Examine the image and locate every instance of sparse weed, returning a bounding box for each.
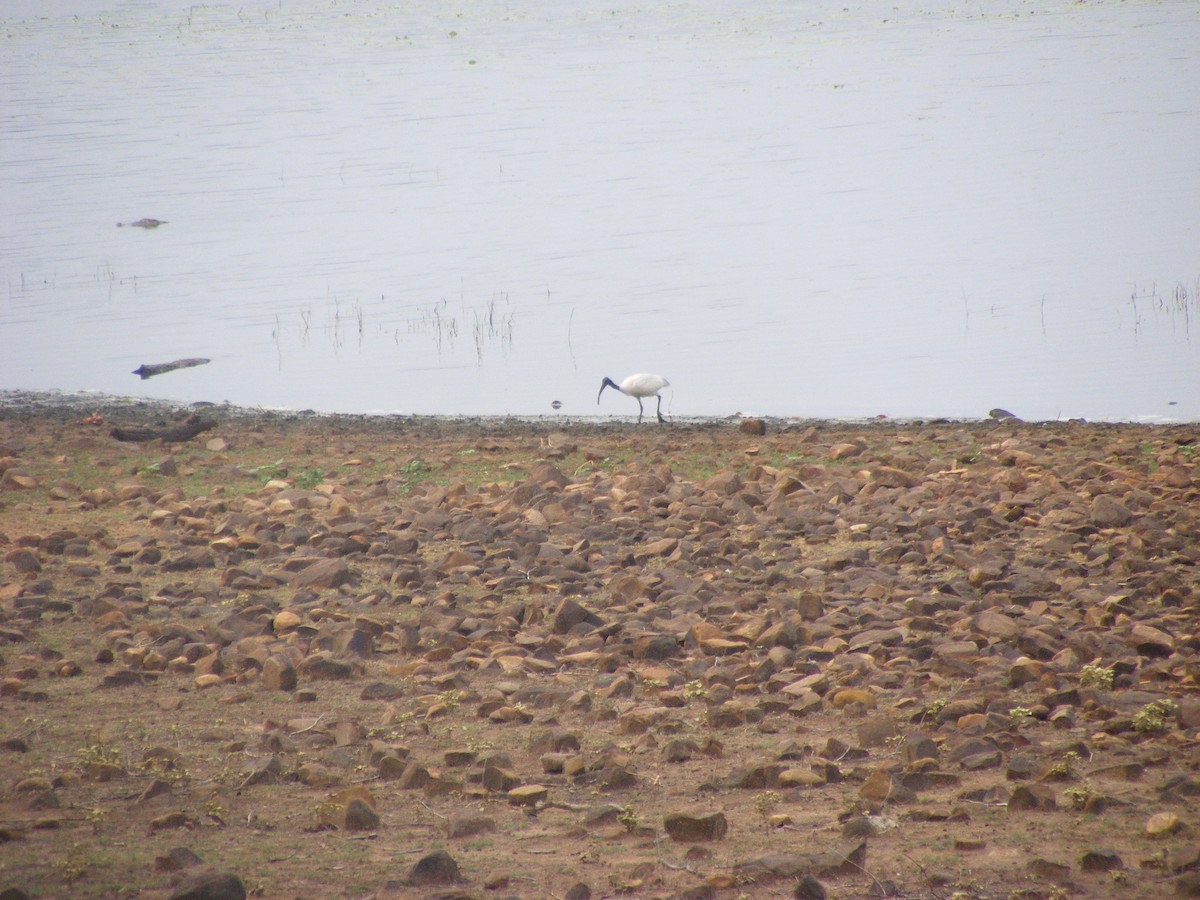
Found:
[923,697,948,720]
[1079,664,1115,690]
[84,806,107,834]
[1064,784,1097,810]
[1133,699,1177,734]
[140,754,189,784]
[292,468,325,489]
[204,798,228,820]
[76,743,121,767]
[752,791,782,818]
[54,848,91,883]
[1046,750,1080,779]
[682,680,709,701]
[1009,706,1036,726]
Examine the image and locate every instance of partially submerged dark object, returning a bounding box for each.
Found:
[110,414,215,443]
[133,358,210,380]
[117,218,167,228]
[989,407,1024,423]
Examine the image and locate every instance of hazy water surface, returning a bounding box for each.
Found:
[2,0,1198,420]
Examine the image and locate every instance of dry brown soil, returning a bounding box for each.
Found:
[0,396,1198,899]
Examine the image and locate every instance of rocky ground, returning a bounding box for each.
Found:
[0,394,1198,899]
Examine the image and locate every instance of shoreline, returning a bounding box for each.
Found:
[2,388,1194,431]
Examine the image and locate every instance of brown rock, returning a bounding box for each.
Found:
[831,688,875,710]
[291,558,353,590]
[1027,858,1071,880]
[871,465,917,488]
[1091,494,1133,527]
[446,814,496,838]
[1080,849,1122,872]
[154,847,206,872]
[1146,813,1184,838]
[1129,623,1175,656]
[856,718,898,748]
[1008,784,1057,812]
[397,760,431,789]
[342,799,380,832]
[663,811,728,842]
[261,655,297,691]
[150,812,195,832]
[297,653,356,680]
[829,442,865,460]
[508,784,548,806]
[779,768,825,787]
[297,764,344,788]
[552,598,603,634]
[408,850,461,885]
[136,779,173,805]
[167,870,246,900]
[4,549,41,574]
[858,770,892,803]
[734,840,866,881]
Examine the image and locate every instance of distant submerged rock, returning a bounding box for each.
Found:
[117,218,167,228]
[988,408,1023,423]
[132,358,210,380]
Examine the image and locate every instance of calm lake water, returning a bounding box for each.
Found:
[2,0,1198,421]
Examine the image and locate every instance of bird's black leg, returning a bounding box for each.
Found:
[636,398,645,423]
[656,394,666,424]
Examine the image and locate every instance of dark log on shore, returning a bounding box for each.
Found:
[110,414,216,443]
[132,358,210,380]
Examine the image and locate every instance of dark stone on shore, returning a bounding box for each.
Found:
[794,874,828,899]
[155,847,206,872]
[408,850,462,885]
[1080,849,1123,872]
[167,870,246,900]
[664,811,728,842]
[342,799,380,831]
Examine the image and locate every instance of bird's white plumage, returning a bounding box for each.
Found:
[615,373,669,398]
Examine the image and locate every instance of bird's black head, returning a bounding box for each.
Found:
[597,376,619,403]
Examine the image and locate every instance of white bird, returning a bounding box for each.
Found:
[597,373,670,423]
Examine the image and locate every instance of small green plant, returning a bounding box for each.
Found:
[617,807,641,832]
[1079,664,1115,690]
[55,849,91,883]
[924,697,948,719]
[311,799,341,824]
[437,690,463,710]
[204,798,227,820]
[1047,750,1080,779]
[77,743,121,767]
[292,468,325,490]
[1009,706,1036,726]
[1063,785,1097,810]
[398,458,429,488]
[1133,699,1177,734]
[752,791,782,818]
[682,680,709,701]
[140,755,189,784]
[250,459,288,483]
[883,734,907,752]
[84,806,107,834]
